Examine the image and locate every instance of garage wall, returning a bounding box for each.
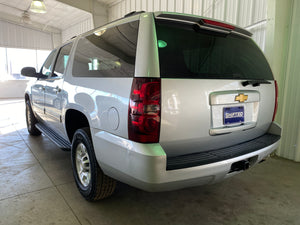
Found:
[61,16,94,43]
[273,0,300,162]
[0,20,56,99]
[108,0,267,51]
[0,20,54,50]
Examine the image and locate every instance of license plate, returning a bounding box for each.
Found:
[223,106,244,125]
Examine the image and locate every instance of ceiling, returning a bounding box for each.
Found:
[0,0,93,31]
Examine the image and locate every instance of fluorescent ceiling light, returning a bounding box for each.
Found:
[30,0,47,14]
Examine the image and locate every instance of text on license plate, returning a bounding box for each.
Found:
[223,106,244,125]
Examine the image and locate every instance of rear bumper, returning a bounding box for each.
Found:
[166,133,280,170]
[91,122,281,192]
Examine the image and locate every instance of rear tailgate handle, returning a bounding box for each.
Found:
[210,122,257,135]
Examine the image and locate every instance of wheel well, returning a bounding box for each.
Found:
[25,94,29,102]
[65,109,90,143]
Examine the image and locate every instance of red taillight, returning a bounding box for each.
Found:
[202,19,235,30]
[272,80,278,121]
[128,78,161,143]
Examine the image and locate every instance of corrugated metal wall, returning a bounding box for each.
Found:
[62,16,94,43]
[0,20,53,50]
[108,0,267,51]
[276,0,300,162]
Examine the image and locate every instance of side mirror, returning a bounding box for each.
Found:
[21,67,48,79]
[21,67,38,78]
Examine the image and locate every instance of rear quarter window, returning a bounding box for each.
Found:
[155,20,273,80]
[72,20,139,78]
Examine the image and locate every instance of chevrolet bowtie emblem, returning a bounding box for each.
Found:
[235,93,248,103]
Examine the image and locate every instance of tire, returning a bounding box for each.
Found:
[71,128,116,201]
[25,100,41,136]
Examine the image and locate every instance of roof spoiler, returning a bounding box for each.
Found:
[156,13,252,38]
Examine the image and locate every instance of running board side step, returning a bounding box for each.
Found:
[35,123,71,150]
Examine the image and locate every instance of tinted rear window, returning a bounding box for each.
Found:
[155,20,273,80]
[73,20,139,77]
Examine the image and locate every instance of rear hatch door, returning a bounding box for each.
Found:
[155,16,275,157]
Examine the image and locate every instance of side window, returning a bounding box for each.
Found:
[41,49,57,77]
[72,20,139,77]
[52,43,73,78]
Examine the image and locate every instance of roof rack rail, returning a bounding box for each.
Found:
[124,11,145,18]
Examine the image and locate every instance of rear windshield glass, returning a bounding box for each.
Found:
[155,20,273,80]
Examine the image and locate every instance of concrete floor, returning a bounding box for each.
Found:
[0,99,300,225]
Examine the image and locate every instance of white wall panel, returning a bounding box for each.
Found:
[192,0,202,15]
[108,0,267,50]
[175,0,183,13]
[0,20,53,50]
[125,0,130,15]
[115,3,121,20]
[184,0,193,14]
[141,0,148,11]
[136,0,142,11]
[61,17,94,43]
[52,33,62,49]
[121,1,126,17]
[276,0,300,162]
[148,0,154,12]
[238,0,253,27]
[225,0,238,24]
[253,0,267,23]
[249,24,266,51]
[214,0,225,20]
[160,0,168,11]
[203,0,214,17]
[131,0,136,11]
[168,0,175,12]
[154,0,161,11]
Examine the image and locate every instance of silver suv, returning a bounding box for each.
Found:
[22,11,281,201]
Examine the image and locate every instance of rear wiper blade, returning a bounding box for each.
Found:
[242,80,271,87]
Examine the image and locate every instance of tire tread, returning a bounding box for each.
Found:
[72,128,116,201]
[26,100,41,136]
